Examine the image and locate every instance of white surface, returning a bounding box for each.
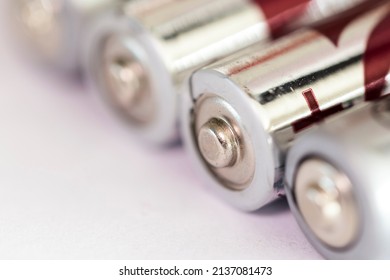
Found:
[0,1,321,259]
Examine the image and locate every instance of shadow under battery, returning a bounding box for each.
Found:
[252,197,290,216]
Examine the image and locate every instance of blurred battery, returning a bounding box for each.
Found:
[13,0,124,72]
[181,2,390,211]
[84,0,367,145]
[285,97,390,259]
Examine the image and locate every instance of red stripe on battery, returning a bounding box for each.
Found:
[229,32,319,75]
[292,89,345,132]
[251,0,310,38]
[364,12,390,101]
[302,88,320,116]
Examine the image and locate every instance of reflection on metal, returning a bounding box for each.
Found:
[294,158,359,249]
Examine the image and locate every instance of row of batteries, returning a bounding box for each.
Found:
[11,0,390,259]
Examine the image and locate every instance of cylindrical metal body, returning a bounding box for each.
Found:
[285,97,390,259]
[85,0,368,145]
[13,0,123,72]
[181,2,390,211]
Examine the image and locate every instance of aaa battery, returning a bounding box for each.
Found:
[285,97,390,259]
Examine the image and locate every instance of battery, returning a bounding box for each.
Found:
[285,97,390,259]
[12,0,123,72]
[181,2,390,211]
[84,0,367,146]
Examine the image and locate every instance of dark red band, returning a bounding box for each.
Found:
[251,0,310,37]
[292,88,345,132]
[364,12,390,101]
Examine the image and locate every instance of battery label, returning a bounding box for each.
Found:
[252,0,310,37]
[293,8,390,132]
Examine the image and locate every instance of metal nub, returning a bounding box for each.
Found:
[105,57,145,109]
[18,0,61,57]
[198,118,239,168]
[20,0,56,35]
[294,158,360,249]
[102,35,154,124]
[193,95,255,190]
